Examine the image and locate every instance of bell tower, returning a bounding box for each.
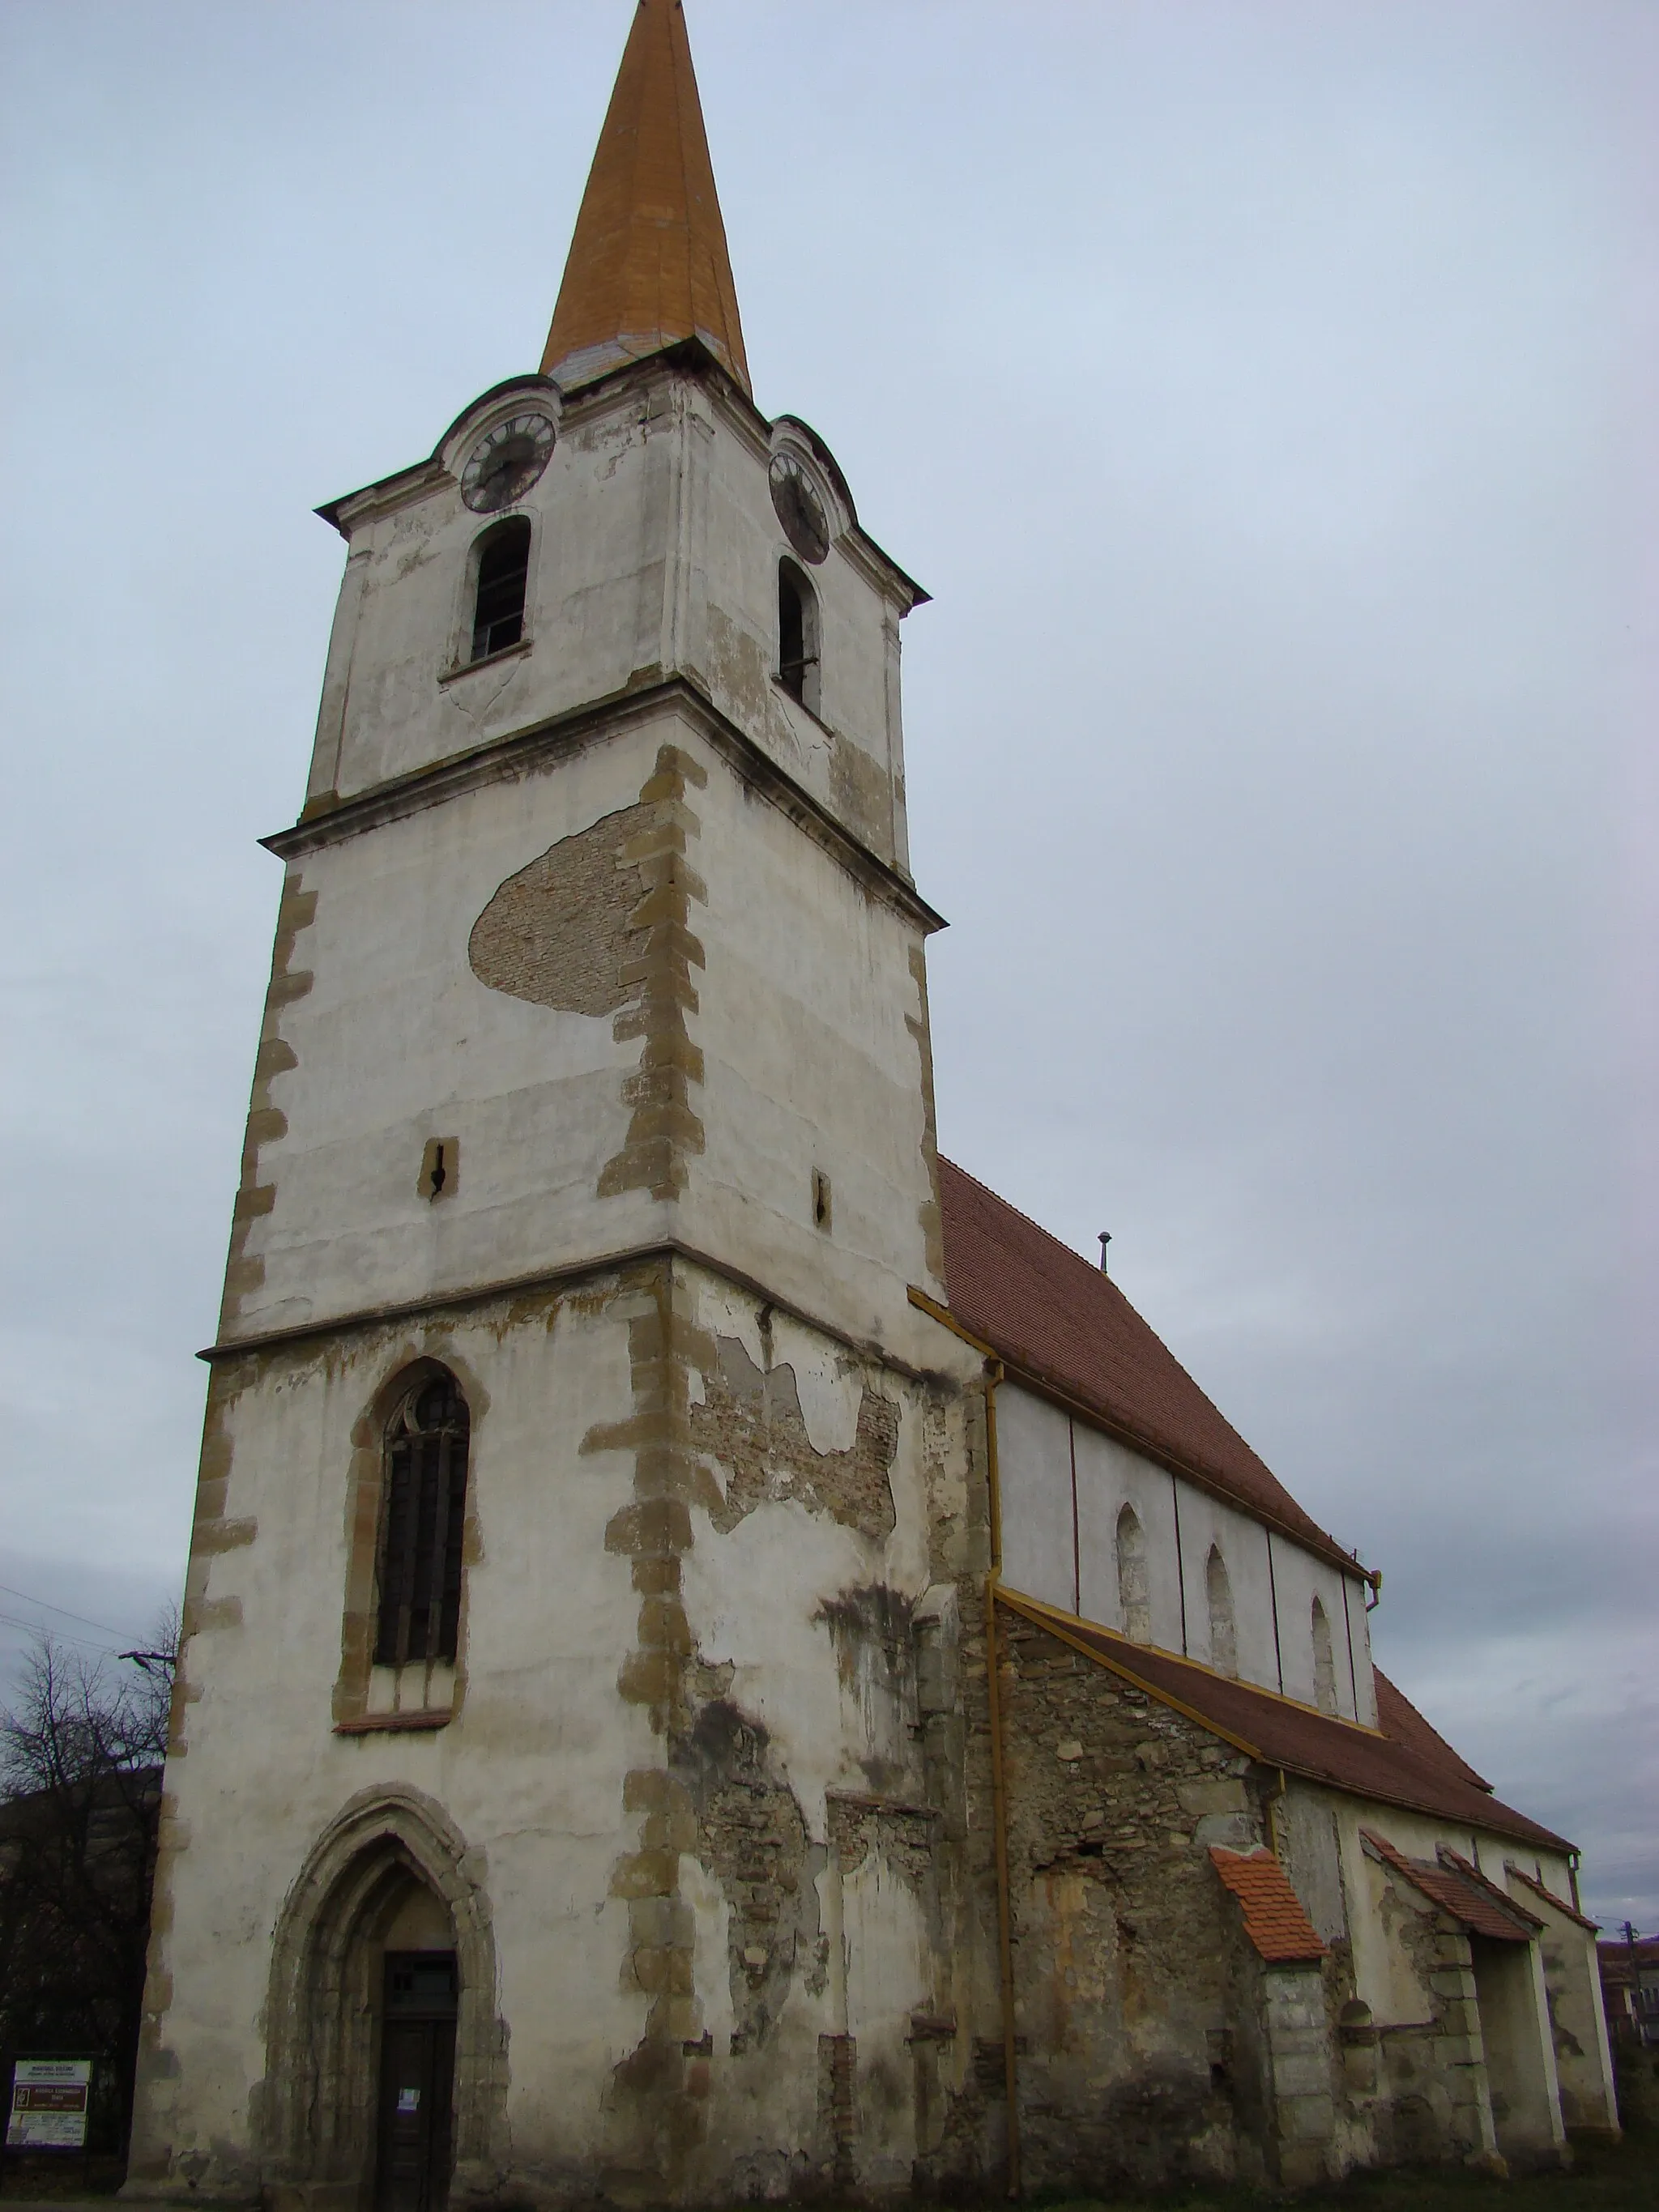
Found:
[130,6,974,2206]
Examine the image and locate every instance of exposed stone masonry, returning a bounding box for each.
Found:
[467,801,652,1015]
[690,1336,898,1543]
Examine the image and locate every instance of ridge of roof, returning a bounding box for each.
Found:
[936,1157,1367,1575]
[1210,1846,1328,1963]
[996,1586,1573,1856]
[542,0,748,398]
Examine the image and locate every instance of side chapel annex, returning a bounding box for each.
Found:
[128,4,1618,2205]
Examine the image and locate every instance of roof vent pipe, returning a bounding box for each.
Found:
[1098,1231,1112,1275]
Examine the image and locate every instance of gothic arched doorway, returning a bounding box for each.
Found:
[261,1787,504,2212]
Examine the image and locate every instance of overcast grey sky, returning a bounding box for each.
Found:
[2,1,1654,1929]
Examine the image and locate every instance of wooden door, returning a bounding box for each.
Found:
[375,1954,457,2212]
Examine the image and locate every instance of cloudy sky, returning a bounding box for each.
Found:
[2,1,1654,1929]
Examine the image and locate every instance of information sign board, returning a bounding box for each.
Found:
[7,2059,92,2150]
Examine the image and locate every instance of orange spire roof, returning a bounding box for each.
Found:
[541,0,750,396]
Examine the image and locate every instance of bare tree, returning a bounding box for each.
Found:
[0,1613,177,2150]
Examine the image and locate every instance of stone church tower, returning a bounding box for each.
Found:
[130,5,1618,2204]
[130,5,979,2206]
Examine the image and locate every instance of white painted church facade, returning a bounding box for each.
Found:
[126,6,1618,2205]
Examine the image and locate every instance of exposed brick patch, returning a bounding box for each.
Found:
[467,801,652,1015]
[597,744,709,1204]
[690,1334,898,1542]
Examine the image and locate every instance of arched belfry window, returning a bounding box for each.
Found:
[1115,1504,1150,1645]
[374,1371,471,1668]
[777,557,821,716]
[1311,1597,1338,1715]
[471,518,531,662]
[1205,1545,1237,1678]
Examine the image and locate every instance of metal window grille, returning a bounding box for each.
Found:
[471,520,531,662]
[374,1375,470,1667]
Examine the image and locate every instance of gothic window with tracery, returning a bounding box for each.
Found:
[1311,1596,1338,1715]
[1206,1545,1237,1677]
[1115,1504,1151,1644]
[374,1371,470,1668]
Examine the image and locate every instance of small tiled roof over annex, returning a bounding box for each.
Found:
[936,1157,1363,1575]
[1363,1831,1541,1943]
[997,1590,1575,1856]
[1210,1845,1327,1963]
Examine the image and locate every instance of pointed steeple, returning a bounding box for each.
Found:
[542,0,750,397]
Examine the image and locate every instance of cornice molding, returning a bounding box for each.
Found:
[267,672,947,935]
[199,1235,948,1390]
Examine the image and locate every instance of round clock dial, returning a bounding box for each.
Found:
[461,412,556,513]
[769,452,831,565]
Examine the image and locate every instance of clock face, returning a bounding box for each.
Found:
[461,412,556,514]
[769,452,831,565]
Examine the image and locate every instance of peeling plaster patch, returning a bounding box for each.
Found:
[817,1587,918,1799]
[679,1852,736,2056]
[597,744,709,1204]
[467,803,652,1015]
[691,1336,898,1542]
[673,1685,824,2057]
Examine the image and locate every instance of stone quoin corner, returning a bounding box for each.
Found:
[126,2,1620,2203]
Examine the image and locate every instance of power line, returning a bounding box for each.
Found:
[0,1611,126,1660]
[0,1583,134,1642]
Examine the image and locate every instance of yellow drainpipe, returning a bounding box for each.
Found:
[980,1356,1021,2197]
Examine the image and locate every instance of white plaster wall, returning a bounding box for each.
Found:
[1173,1485,1278,1688]
[679,1281,936,1836]
[994,1387,1076,1617]
[1267,1536,1370,1724]
[147,1296,649,2176]
[1073,1425,1184,1649]
[1332,1796,1580,2029]
[683,732,945,1338]
[313,369,911,880]
[692,396,904,868]
[993,1387,1378,1724]
[233,722,669,1343]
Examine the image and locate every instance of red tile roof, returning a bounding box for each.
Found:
[1363,1831,1540,1942]
[1210,1846,1328,1963]
[1503,1863,1599,1934]
[996,1588,1574,1855]
[937,1157,1364,1575]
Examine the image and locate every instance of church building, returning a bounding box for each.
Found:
[126,4,1618,2203]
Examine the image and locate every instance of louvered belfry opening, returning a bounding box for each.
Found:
[375,1374,470,1668]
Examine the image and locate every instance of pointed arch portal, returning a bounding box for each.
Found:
[261,1787,505,2211]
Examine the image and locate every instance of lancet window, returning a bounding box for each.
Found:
[1205,1545,1238,1678]
[1115,1504,1151,1644]
[374,1370,471,1668]
[1311,1596,1338,1715]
